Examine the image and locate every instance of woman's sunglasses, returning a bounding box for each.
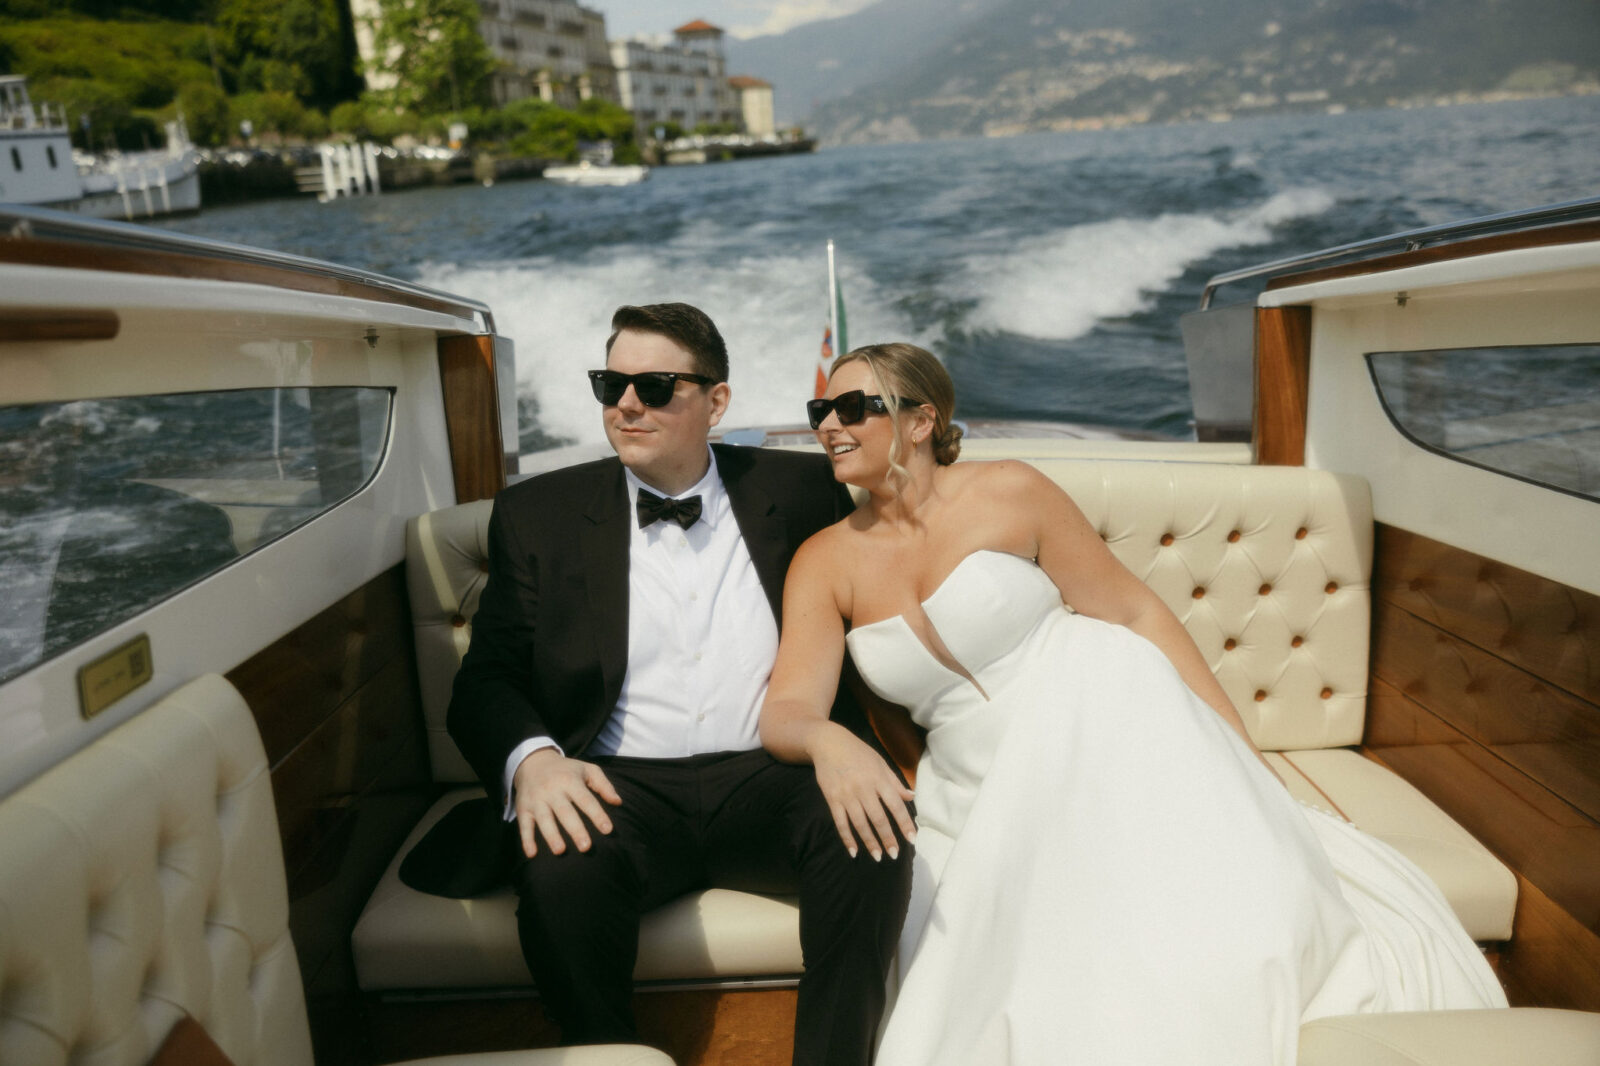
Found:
[805,390,906,430]
[588,369,716,407]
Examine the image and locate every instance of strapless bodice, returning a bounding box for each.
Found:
[845,549,1064,726]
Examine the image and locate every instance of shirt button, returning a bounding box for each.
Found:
[697,713,706,722]
[694,651,703,661]
[689,591,699,601]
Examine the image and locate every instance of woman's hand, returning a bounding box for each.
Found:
[809,722,917,860]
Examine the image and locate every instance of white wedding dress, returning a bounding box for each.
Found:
[848,550,1505,1066]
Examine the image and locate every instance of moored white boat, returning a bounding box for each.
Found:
[0,199,1597,1065]
[0,74,201,220]
[543,159,650,186]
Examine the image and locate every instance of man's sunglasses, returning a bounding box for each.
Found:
[806,390,911,430]
[588,369,717,407]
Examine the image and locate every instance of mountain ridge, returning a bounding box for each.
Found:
[737,0,1600,142]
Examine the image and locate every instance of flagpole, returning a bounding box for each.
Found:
[827,239,840,367]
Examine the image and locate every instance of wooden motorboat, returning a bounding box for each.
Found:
[0,198,1596,1064]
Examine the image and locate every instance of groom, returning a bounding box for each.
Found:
[446,302,911,1064]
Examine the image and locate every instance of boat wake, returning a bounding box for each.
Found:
[959,187,1336,341]
[417,246,930,448]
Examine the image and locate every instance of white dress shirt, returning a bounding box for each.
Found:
[501,451,780,806]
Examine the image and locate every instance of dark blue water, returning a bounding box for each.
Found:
[158,95,1600,447]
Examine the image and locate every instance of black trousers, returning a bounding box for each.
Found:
[508,748,913,1066]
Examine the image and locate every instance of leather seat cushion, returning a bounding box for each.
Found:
[352,789,803,991]
[1266,748,1516,941]
[1299,1008,1600,1066]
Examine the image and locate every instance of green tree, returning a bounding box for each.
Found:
[217,0,354,110]
[365,0,494,114]
[177,81,231,146]
[230,90,311,141]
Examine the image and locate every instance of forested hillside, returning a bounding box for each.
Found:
[0,0,636,159]
[782,0,1600,142]
[0,0,359,148]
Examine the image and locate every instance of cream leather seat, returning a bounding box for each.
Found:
[1299,1008,1600,1065]
[356,460,1517,1002]
[1038,460,1517,941]
[353,501,802,993]
[0,672,670,1066]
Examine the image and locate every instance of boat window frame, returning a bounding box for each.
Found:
[1364,343,1600,506]
[0,384,396,685]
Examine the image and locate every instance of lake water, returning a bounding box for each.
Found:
[157,95,1600,449]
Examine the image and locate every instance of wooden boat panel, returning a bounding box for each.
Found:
[366,988,798,1065]
[1374,525,1600,705]
[1254,305,1312,466]
[1372,604,1600,821]
[1365,522,1600,1009]
[1500,875,1600,1013]
[439,333,509,504]
[226,565,437,1056]
[227,566,418,765]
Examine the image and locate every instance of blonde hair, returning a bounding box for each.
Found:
[829,343,962,486]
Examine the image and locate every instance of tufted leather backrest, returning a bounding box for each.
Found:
[1036,461,1373,750]
[406,461,1373,777]
[0,674,313,1066]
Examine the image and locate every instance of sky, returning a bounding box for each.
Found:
[593,0,875,40]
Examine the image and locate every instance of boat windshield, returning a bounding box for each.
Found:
[0,387,391,684]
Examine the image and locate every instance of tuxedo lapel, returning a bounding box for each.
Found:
[715,445,790,624]
[580,461,631,709]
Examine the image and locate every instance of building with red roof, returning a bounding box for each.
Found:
[610,18,741,136]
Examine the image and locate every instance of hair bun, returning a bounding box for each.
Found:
[934,422,963,465]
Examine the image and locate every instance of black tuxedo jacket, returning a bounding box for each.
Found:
[446,443,861,811]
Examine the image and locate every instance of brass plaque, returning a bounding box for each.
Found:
[77,635,153,719]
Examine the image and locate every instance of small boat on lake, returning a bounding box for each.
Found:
[542,159,650,186]
[0,197,1597,1065]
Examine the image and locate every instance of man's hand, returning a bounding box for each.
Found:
[810,724,916,861]
[512,748,624,858]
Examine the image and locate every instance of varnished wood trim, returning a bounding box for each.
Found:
[1265,220,1600,293]
[1371,601,1600,822]
[0,231,483,322]
[1374,524,1600,706]
[1365,680,1600,935]
[270,660,430,881]
[365,988,797,1066]
[0,308,119,342]
[227,567,413,765]
[438,334,507,504]
[226,564,435,1064]
[1498,873,1600,1013]
[1253,305,1311,466]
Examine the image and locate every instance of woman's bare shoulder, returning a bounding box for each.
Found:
[947,458,1061,501]
[794,517,856,570]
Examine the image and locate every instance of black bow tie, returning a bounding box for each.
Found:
[636,489,703,530]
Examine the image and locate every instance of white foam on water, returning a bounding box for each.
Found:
[418,242,924,448]
[961,188,1335,341]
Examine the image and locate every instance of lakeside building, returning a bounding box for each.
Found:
[728,76,775,136]
[351,0,619,109]
[476,0,618,108]
[610,20,742,136]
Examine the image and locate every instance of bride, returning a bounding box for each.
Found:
[758,343,1506,1064]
